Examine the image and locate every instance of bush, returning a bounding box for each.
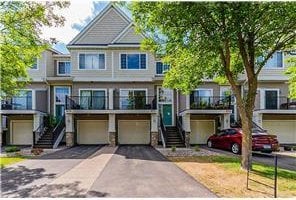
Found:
[171,146,176,152]
[5,146,20,153]
[194,145,200,152]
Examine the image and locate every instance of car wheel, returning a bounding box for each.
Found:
[207,140,212,148]
[231,143,240,154]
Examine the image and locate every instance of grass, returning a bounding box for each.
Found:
[0,157,26,169]
[170,155,296,197]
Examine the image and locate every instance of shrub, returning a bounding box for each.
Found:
[31,148,44,156]
[194,145,200,152]
[171,146,176,152]
[5,146,20,153]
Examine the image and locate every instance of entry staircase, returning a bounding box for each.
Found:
[159,114,186,148]
[33,115,65,149]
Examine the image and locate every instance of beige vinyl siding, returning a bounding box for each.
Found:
[116,26,144,44]
[75,8,129,45]
[118,120,150,144]
[28,51,47,81]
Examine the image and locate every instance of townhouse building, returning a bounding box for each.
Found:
[1,4,295,148]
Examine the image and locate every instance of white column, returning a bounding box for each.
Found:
[32,90,36,110]
[151,113,158,132]
[222,113,231,129]
[253,112,263,127]
[65,113,74,133]
[182,113,191,132]
[33,113,42,131]
[185,95,190,110]
[108,88,114,110]
[0,114,2,146]
[108,114,116,133]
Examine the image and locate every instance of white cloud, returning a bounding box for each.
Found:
[41,0,103,44]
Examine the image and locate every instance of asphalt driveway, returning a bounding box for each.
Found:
[89,146,216,197]
[1,145,216,198]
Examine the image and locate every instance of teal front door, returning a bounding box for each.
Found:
[162,104,172,126]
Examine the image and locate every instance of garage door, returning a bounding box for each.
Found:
[11,120,33,145]
[118,120,150,144]
[77,120,108,144]
[262,120,296,144]
[190,120,215,144]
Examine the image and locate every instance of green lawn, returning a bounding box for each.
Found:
[0,157,26,168]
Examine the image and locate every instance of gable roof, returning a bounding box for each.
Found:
[111,24,145,44]
[68,3,132,46]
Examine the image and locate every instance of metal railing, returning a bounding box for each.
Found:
[247,152,278,198]
[1,97,33,110]
[52,115,65,145]
[33,116,48,145]
[176,116,185,144]
[190,96,231,110]
[66,96,108,110]
[159,113,167,148]
[113,96,157,110]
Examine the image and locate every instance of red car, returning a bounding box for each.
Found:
[207,128,279,154]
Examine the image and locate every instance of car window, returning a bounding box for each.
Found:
[227,129,237,135]
[217,130,226,136]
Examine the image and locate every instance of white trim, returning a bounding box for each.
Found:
[28,58,39,70]
[259,88,280,109]
[156,86,174,126]
[119,52,148,70]
[78,88,108,110]
[111,52,114,78]
[111,23,133,43]
[54,86,71,117]
[77,52,107,70]
[68,3,131,45]
[57,61,71,76]
[119,88,148,109]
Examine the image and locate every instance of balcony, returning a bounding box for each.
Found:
[261,96,296,110]
[190,96,231,110]
[66,95,157,111]
[1,97,32,110]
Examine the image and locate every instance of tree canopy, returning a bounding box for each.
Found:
[130,2,296,169]
[0,1,69,96]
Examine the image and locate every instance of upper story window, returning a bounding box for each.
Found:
[57,61,71,75]
[79,53,105,70]
[120,53,146,69]
[264,51,283,69]
[12,90,32,110]
[156,62,170,75]
[31,58,38,70]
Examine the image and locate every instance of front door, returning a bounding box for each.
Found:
[162,104,172,126]
[265,90,278,109]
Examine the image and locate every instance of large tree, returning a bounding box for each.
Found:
[0,1,69,96]
[130,2,296,169]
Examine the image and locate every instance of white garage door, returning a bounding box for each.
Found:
[118,120,150,144]
[263,120,296,144]
[11,120,33,145]
[190,120,215,144]
[77,120,108,144]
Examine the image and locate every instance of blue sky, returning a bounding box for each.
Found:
[42,1,131,54]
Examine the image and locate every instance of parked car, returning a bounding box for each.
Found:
[207,128,279,154]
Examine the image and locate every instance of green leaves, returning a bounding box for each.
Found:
[0,1,69,96]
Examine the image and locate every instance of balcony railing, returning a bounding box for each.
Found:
[66,95,157,110]
[66,96,108,110]
[114,96,157,110]
[1,97,32,110]
[190,96,231,110]
[265,96,296,110]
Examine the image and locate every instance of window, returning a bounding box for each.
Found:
[79,89,106,109]
[120,89,147,109]
[264,52,283,68]
[55,87,70,119]
[12,90,32,110]
[158,88,173,103]
[31,58,38,69]
[79,53,105,69]
[120,54,146,69]
[264,90,278,109]
[58,61,71,75]
[156,62,170,74]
